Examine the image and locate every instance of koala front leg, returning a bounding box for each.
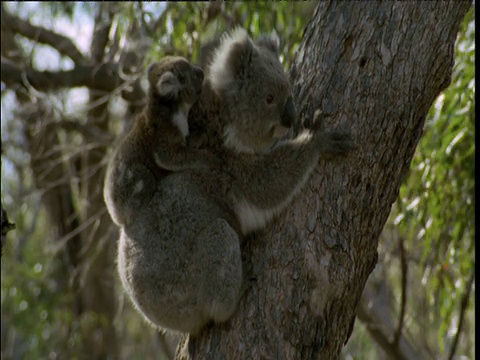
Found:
[153,143,222,172]
[228,129,354,234]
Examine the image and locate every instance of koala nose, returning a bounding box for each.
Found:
[193,65,204,82]
[281,96,296,127]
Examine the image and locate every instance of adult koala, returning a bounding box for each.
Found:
[117,27,354,335]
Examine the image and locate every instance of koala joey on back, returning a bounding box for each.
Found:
[117,28,354,335]
[103,56,219,227]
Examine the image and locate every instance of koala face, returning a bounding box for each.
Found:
[148,56,204,106]
[208,28,297,153]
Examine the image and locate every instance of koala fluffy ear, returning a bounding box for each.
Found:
[257,32,280,56]
[209,27,254,93]
[156,71,181,99]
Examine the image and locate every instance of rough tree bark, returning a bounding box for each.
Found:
[177,2,471,359]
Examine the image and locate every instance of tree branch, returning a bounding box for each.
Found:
[151,3,174,35]
[357,305,407,360]
[358,286,423,360]
[1,4,86,64]
[90,3,113,62]
[447,269,475,360]
[1,61,145,104]
[1,61,112,91]
[393,236,408,347]
[56,119,114,144]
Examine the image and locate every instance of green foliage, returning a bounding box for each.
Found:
[146,2,314,69]
[391,7,475,355]
[1,205,82,358]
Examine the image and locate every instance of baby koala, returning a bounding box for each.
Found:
[104,56,220,227]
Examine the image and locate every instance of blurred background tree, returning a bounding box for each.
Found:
[1,2,474,359]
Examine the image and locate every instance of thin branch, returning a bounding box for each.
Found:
[137,1,153,38]
[151,2,174,35]
[1,4,86,64]
[358,284,423,360]
[447,269,475,360]
[1,61,109,91]
[0,61,145,101]
[47,206,107,258]
[91,3,113,62]
[56,119,114,144]
[357,303,409,360]
[393,236,408,347]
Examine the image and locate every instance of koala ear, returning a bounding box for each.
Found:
[156,71,181,99]
[209,27,254,93]
[257,32,280,56]
[227,38,254,76]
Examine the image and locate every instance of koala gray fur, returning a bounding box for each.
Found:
[103,56,219,227]
[117,28,354,335]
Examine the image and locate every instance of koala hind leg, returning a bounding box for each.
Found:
[196,218,243,325]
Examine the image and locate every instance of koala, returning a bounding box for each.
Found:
[103,56,219,227]
[117,28,354,335]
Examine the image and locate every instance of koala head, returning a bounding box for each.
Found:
[148,56,204,107]
[208,27,296,153]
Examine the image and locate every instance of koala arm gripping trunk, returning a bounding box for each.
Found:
[228,129,354,235]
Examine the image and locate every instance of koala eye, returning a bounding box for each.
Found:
[266,94,274,104]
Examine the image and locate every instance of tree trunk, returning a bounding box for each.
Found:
[177,2,471,359]
[74,4,119,358]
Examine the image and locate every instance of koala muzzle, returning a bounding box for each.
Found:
[281,96,296,127]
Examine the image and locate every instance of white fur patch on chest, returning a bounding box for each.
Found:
[234,156,318,235]
[223,125,255,154]
[172,110,189,139]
